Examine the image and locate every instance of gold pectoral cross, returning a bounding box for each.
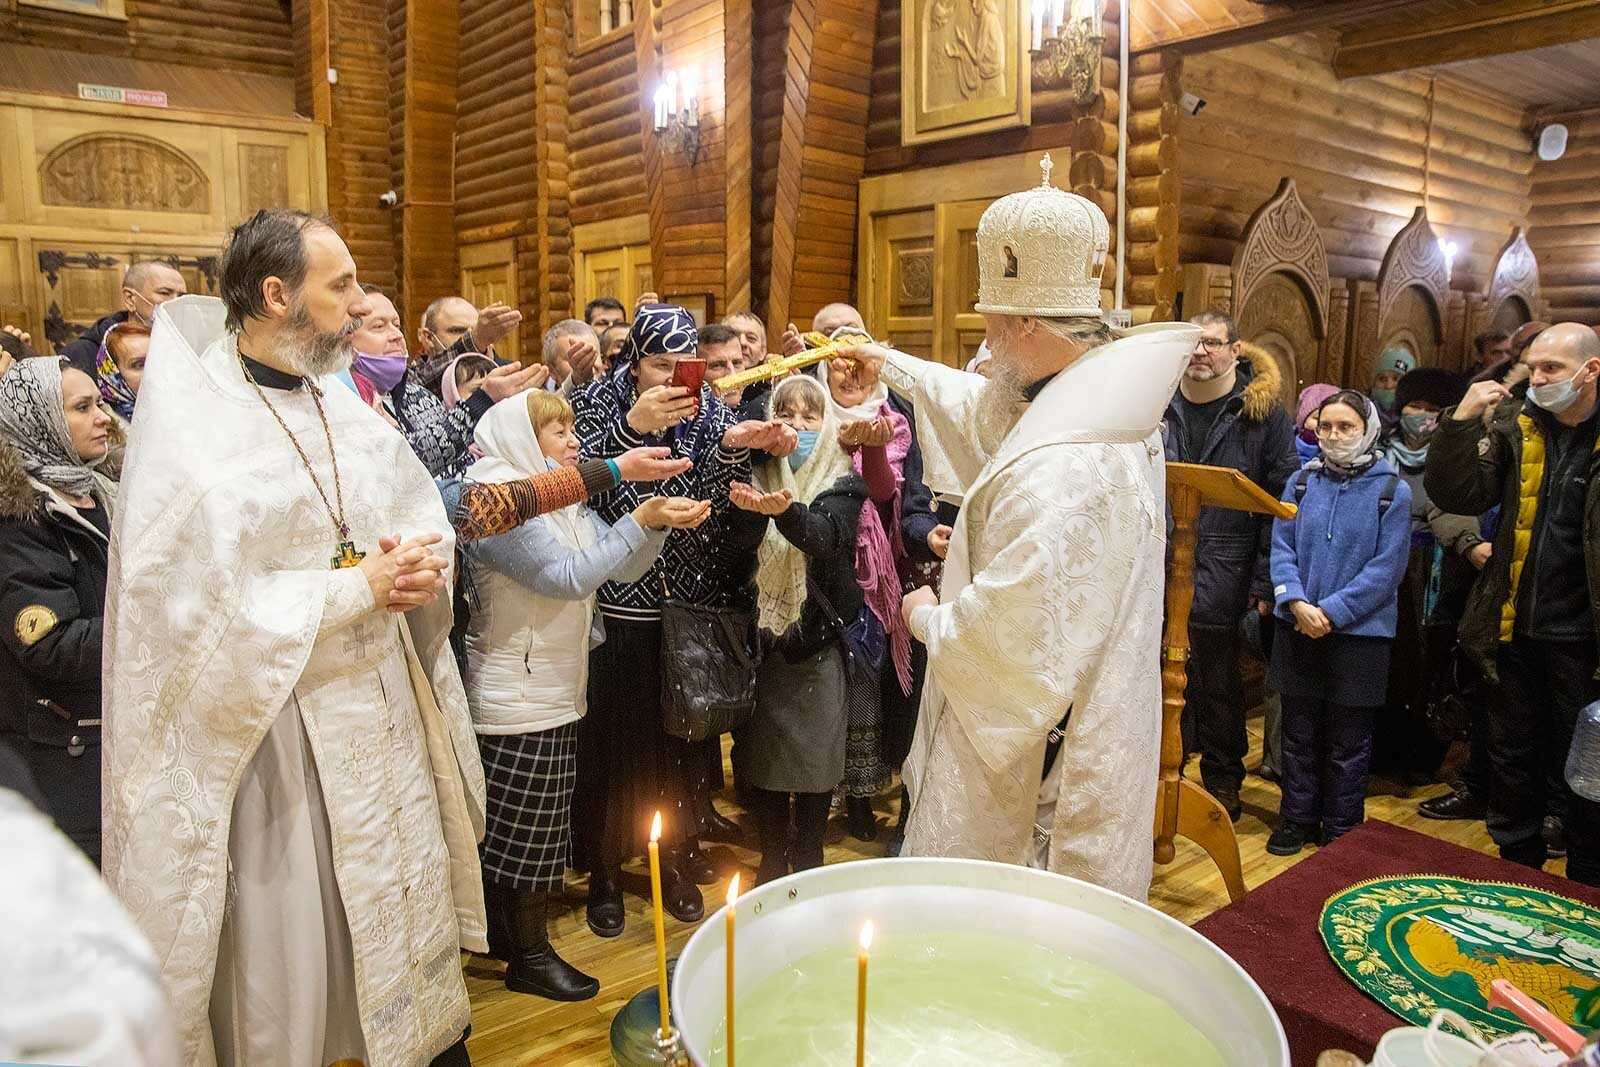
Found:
[331,541,367,569]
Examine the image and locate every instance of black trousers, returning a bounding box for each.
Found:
[1186,621,1247,792]
[1486,638,1600,884]
[1279,695,1376,838]
[753,788,830,880]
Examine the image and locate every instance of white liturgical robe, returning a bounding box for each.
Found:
[102,297,487,1067]
[886,323,1199,901]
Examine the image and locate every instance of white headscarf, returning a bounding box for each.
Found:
[465,390,590,547]
[753,375,853,636]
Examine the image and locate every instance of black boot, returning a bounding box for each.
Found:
[1266,821,1313,857]
[845,795,878,842]
[679,839,719,886]
[692,758,744,843]
[483,878,511,961]
[502,889,600,1001]
[662,853,706,922]
[586,864,625,939]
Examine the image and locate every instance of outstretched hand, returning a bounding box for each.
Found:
[838,417,894,450]
[634,496,713,530]
[729,481,794,516]
[616,446,693,483]
[480,361,550,402]
[473,303,523,347]
[362,533,450,614]
[723,419,798,456]
[900,585,937,628]
[567,340,600,385]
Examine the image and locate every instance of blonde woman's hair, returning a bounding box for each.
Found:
[525,389,575,433]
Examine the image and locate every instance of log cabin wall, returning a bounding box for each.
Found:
[1528,106,1600,327]
[1,0,294,78]
[1176,33,1536,302]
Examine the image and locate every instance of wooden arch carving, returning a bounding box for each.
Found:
[1486,227,1541,326]
[39,133,210,214]
[1366,207,1448,377]
[1230,178,1328,401]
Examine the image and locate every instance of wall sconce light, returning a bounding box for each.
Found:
[653,67,701,164]
[1439,239,1459,283]
[1030,0,1103,106]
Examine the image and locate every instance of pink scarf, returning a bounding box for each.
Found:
[853,402,914,695]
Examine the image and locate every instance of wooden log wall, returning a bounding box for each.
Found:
[393,1,460,336]
[456,0,537,237]
[1,0,294,78]
[1528,106,1600,327]
[531,0,574,329]
[749,0,791,322]
[294,0,396,294]
[1176,33,1536,296]
[1124,47,1181,323]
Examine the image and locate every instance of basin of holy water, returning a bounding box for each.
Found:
[671,857,1288,1066]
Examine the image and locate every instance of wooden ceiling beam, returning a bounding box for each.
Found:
[1128,0,1415,56]
[1333,0,1600,80]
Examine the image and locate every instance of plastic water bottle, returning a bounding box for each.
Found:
[1566,700,1600,803]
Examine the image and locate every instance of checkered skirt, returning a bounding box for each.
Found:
[478,722,580,892]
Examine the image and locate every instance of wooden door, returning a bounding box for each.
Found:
[868,209,935,360]
[935,199,989,368]
[36,243,220,352]
[575,243,652,315]
[459,238,519,364]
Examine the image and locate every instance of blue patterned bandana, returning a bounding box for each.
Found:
[606,302,700,411]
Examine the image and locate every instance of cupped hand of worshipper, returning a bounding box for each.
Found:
[1289,600,1332,639]
[616,445,693,483]
[729,481,794,516]
[1468,541,1493,570]
[628,385,699,434]
[1454,378,1513,422]
[479,361,550,402]
[363,533,450,614]
[901,585,937,627]
[567,339,600,386]
[634,291,661,316]
[837,417,894,450]
[0,350,12,380]
[928,524,953,560]
[722,419,798,455]
[473,302,523,347]
[634,495,713,531]
[780,322,806,357]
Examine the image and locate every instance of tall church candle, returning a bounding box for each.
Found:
[856,921,873,1067]
[648,811,671,1039]
[725,874,740,1067]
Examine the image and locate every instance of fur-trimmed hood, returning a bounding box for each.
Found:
[1236,342,1285,422]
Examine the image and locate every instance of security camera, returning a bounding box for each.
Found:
[1179,92,1206,116]
[379,190,398,209]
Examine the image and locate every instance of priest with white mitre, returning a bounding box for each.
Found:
[102,210,487,1067]
[838,154,1198,901]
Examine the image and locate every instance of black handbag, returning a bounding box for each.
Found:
[659,595,761,742]
[806,576,886,684]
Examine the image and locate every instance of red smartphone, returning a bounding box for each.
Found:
[670,358,707,414]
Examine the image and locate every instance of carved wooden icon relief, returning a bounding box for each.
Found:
[41,134,210,214]
[902,0,1031,145]
[1486,227,1541,327]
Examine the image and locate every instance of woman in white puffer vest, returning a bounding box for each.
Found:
[462,389,711,1002]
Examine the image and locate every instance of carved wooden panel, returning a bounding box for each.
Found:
[1322,281,1350,386]
[238,143,291,213]
[1486,228,1541,320]
[871,208,935,360]
[1377,285,1441,369]
[1178,263,1232,322]
[1377,208,1449,325]
[1237,272,1318,401]
[41,133,210,213]
[900,0,1030,145]
[1231,178,1328,338]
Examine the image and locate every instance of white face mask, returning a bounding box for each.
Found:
[1527,365,1593,415]
[1321,436,1364,465]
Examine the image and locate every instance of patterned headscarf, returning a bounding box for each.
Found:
[95,323,138,421]
[0,357,103,496]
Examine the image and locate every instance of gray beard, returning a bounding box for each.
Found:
[280,301,357,377]
[973,355,1028,456]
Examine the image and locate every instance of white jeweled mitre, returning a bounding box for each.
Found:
[974,152,1110,318]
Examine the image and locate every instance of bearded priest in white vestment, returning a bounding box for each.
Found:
[102,211,487,1067]
[839,155,1199,901]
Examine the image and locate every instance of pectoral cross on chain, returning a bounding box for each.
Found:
[331,541,367,569]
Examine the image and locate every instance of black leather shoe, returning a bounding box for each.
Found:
[1418,786,1487,821]
[1266,821,1313,857]
[1208,784,1243,823]
[845,796,878,842]
[678,842,719,886]
[663,867,705,923]
[1544,815,1567,859]
[504,890,600,1001]
[585,868,625,939]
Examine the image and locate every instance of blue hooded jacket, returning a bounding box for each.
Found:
[1270,457,1413,639]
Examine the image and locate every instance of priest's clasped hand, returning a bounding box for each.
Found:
[361,533,450,614]
[616,446,693,482]
[729,481,794,516]
[722,419,799,456]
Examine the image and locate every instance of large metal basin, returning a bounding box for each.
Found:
[672,857,1288,1066]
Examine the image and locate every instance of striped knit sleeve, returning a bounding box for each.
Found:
[454,466,590,543]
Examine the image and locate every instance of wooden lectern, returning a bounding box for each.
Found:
[1155,463,1297,902]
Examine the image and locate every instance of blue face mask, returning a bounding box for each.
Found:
[788,430,819,471]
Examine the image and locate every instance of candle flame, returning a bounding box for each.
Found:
[650,810,662,843]
[727,873,740,906]
[859,920,874,951]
